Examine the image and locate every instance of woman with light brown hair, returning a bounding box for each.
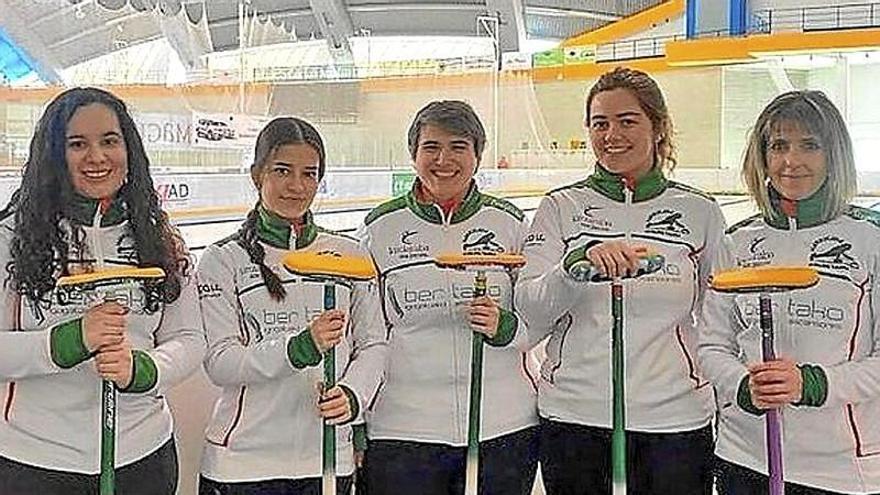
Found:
[517,67,728,494]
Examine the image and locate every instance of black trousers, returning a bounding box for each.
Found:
[0,438,178,495]
[539,418,713,495]
[363,426,539,495]
[199,475,353,495]
[715,456,879,495]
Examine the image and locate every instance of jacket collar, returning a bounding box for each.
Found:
[405,179,483,224]
[585,163,667,203]
[256,205,318,250]
[63,193,126,227]
[765,181,828,229]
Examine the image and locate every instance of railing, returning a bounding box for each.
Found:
[752,2,880,33]
[596,34,683,62]
[595,2,880,63]
[248,55,497,82]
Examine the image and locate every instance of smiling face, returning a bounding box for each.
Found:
[412,124,478,203]
[65,103,128,200]
[587,88,657,179]
[765,120,828,201]
[255,143,321,222]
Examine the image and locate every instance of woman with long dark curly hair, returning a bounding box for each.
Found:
[0,87,205,494]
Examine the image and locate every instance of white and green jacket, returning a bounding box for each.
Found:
[699,186,880,493]
[360,181,538,446]
[0,196,204,473]
[197,208,386,482]
[516,166,728,433]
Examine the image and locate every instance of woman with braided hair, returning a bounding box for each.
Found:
[0,87,204,494]
[197,117,386,494]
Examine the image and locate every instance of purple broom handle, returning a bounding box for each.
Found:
[759,294,784,495]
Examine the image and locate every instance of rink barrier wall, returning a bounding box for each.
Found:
[3,168,880,220]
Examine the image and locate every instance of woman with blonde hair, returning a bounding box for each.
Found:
[700,90,880,494]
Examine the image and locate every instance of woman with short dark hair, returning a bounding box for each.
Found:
[360,100,539,495]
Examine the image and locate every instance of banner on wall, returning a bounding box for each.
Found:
[532,48,564,68]
[151,174,257,213]
[564,45,596,65]
[132,113,192,148]
[475,170,501,191]
[391,171,415,197]
[501,52,532,71]
[191,112,269,149]
[0,179,17,204]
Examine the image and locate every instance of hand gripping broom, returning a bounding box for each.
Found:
[711,266,819,495]
[57,267,165,495]
[434,253,526,495]
[567,247,664,495]
[283,251,378,495]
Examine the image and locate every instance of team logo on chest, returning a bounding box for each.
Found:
[462,228,504,254]
[401,230,418,245]
[645,209,690,237]
[387,230,430,260]
[737,235,775,267]
[809,236,859,271]
[116,233,138,263]
[571,205,612,231]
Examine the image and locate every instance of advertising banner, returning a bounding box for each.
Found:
[192,112,269,149]
[501,51,532,71]
[132,112,192,148]
[391,171,416,197]
[564,45,596,65]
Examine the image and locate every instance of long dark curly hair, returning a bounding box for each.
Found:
[4,87,189,308]
[238,117,326,301]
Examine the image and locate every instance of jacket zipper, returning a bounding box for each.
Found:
[437,204,466,443]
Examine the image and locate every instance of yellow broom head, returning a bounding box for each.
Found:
[711,266,819,293]
[283,250,377,281]
[434,252,526,269]
[56,267,166,287]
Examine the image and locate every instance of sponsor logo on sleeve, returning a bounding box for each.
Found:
[197,282,223,299]
[524,232,545,248]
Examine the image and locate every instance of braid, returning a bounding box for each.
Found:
[237,205,286,301]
